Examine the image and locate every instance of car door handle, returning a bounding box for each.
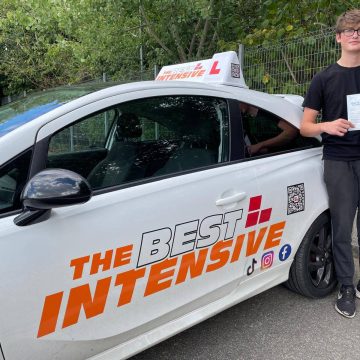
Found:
[216,192,247,206]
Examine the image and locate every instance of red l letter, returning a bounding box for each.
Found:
[209,61,221,75]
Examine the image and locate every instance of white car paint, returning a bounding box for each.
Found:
[0,52,329,360]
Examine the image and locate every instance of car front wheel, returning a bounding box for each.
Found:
[286,211,337,298]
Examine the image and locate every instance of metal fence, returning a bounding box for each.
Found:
[1,28,339,105]
[243,27,339,96]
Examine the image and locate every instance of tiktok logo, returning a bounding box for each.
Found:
[247,258,257,276]
[279,244,292,261]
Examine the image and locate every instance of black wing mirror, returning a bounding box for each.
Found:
[14,169,92,226]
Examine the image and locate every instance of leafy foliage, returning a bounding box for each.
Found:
[244,0,358,45]
[0,0,358,95]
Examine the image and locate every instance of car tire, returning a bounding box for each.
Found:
[285,211,337,298]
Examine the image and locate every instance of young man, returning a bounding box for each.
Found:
[301,9,360,318]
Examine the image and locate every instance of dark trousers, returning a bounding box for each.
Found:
[324,160,360,286]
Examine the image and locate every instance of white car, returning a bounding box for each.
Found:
[0,52,334,360]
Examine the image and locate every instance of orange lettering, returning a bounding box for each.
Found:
[246,227,267,256]
[144,258,177,296]
[62,277,111,328]
[37,292,63,337]
[264,221,286,250]
[70,256,90,280]
[115,268,146,306]
[230,234,245,263]
[206,239,232,272]
[113,245,133,268]
[175,249,208,284]
[90,250,113,275]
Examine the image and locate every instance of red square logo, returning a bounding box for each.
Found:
[245,211,259,228]
[259,208,272,223]
[249,196,262,211]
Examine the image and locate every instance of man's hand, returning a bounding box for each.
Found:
[248,143,261,155]
[321,118,355,136]
[247,143,268,155]
[301,108,355,137]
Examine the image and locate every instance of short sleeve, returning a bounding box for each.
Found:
[302,73,323,111]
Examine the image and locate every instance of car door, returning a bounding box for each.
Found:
[0,90,261,360]
[237,99,326,287]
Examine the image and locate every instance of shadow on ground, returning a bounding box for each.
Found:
[131,259,360,360]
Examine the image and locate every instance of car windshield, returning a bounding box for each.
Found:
[0,83,112,138]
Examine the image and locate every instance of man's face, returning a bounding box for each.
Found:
[336,23,360,53]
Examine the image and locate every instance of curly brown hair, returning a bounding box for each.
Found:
[336,9,360,33]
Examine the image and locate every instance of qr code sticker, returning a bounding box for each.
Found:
[287,183,305,215]
[231,63,240,78]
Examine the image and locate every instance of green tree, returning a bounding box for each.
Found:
[137,0,260,64]
[0,0,87,94]
[4,0,355,96]
[245,0,358,45]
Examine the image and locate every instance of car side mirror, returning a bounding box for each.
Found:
[14,169,92,226]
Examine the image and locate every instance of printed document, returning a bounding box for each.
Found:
[347,94,360,130]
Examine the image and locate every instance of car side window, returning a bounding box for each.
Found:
[0,149,32,215]
[48,109,117,154]
[46,95,229,190]
[47,109,117,177]
[240,102,320,157]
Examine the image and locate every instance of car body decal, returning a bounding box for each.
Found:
[287,183,305,215]
[37,195,287,338]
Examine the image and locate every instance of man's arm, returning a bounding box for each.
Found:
[248,120,298,155]
[300,107,354,137]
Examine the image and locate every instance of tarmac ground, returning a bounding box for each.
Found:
[132,243,360,360]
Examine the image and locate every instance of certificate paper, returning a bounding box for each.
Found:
[347,94,360,131]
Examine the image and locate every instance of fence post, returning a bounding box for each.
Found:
[238,44,244,71]
[69,127,74,152]
[154,64,158,79]
[102,72,109,135]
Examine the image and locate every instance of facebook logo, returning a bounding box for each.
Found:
[279,244,292,261]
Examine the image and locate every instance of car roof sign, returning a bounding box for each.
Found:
[156,51,248,88]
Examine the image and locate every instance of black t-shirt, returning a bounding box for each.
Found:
[303,63,360,160]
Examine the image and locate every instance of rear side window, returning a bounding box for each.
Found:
[240,102,320,157]
[47,95,230,190]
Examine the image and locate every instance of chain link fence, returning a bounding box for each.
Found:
[243,27,339,96]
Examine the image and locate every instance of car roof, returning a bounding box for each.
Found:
[1,80,302,133]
